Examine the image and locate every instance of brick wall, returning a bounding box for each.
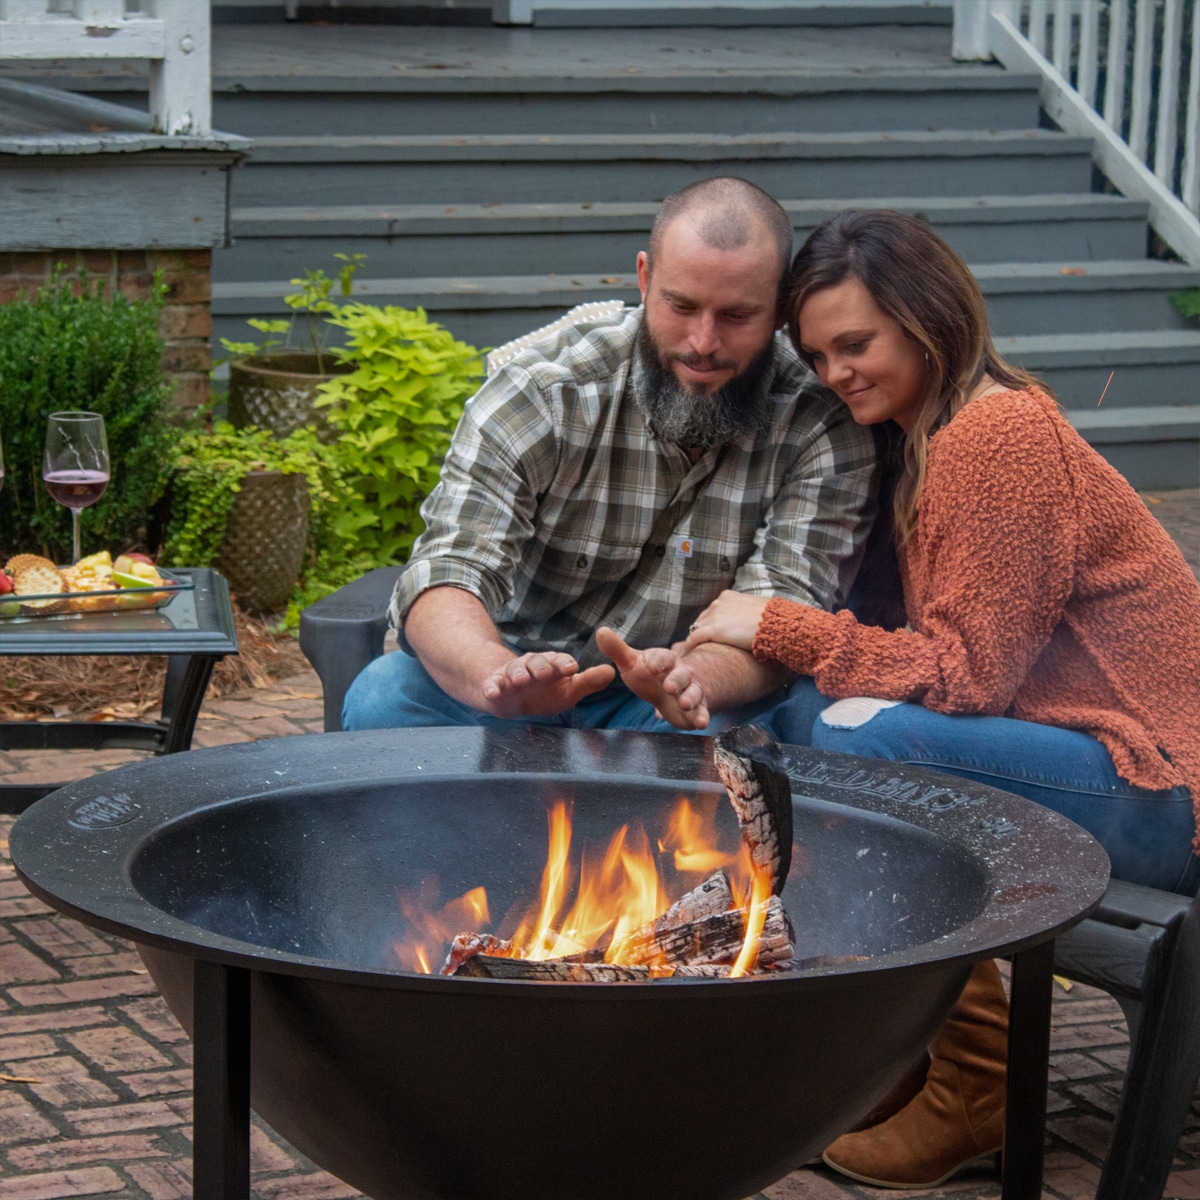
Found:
[0,248,212,417]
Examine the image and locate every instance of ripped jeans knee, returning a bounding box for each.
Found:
[817,697,901,730]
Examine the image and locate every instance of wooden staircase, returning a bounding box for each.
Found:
[37,15,1200,487]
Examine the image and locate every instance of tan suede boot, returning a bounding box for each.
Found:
[822,959,1008,1189]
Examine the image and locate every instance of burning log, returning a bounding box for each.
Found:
[455,957,654,982]
[449,895,793,979]
[713,725,793,895]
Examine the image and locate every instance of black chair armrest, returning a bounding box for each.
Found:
[299,566,404,732]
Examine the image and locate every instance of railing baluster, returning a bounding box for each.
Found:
[1028,0,1050,54]
[1184,0,1200,214]
[1153,0,1184,186]
[1077,0,1100,107]
[1052,0,1074,80]
[1128,0,1156,160]
[1104,0,1129,135]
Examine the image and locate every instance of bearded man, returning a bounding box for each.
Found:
[342,176,877,733]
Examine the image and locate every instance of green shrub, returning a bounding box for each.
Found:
[314,303,484,566]
[0,270,173,560]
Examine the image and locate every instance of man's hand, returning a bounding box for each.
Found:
[480,652,615,719]
[596,626,710,730]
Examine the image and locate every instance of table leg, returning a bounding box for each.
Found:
[161,655,221,754]
[192,959,251,1200]
[1002,940,1055,1199]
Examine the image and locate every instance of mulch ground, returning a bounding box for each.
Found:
[0,488,1197,1199]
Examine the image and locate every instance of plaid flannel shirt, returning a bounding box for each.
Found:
[393,306,878,670]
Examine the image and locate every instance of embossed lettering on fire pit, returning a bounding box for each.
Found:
[67,793,140,830]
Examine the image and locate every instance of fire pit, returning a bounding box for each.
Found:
[10,727,1108,1200]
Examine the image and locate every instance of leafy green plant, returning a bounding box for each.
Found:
[161,422,346,569]
[1172,288,1200,324]
[0,269,173,561]
[219,252,366,374]
[314,303,485,567]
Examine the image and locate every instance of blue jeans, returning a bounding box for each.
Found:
[762,679,1199,896]
[342,649,793,736]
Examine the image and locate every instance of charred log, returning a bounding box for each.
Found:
[441,932,512,976]
[454,956,653,982]
[713,725,793,894]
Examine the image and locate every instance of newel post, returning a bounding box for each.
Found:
[147,0,211,136]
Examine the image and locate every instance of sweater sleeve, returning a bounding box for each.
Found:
[752,391,1079,714]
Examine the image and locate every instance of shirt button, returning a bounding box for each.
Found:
[719,557,731,571]
[577,554,588,569]
[612,614,625,626]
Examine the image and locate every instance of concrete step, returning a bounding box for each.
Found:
[212,260,1200,346]
[230,130,1096,206]
[220,194,1151,280]
[197,69,1044,137]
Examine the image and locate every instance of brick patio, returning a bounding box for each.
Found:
[1,488,1197,1199]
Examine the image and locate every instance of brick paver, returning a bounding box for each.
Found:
[1,489,1197,1198]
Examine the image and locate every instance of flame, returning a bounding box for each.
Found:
[393,794,777,976]
[658,796,738,874]
[394,881,493,973]
[729,864,773,979]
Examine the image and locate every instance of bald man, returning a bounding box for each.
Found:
[343,177,877,734]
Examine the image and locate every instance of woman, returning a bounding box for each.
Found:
[684,210,1200,1189]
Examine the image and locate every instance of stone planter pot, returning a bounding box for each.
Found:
[215,470,309,615]
[228,352,351,442]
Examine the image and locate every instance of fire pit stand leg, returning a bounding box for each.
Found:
[192,960,251,1199]
[1001,941,1055,1199]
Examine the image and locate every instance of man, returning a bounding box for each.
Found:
[343,176,877,733]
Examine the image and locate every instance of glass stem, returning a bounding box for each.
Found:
[71,509,81,565]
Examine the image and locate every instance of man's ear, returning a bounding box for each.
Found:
[636,250,651,301]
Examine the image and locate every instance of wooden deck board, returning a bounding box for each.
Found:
[0,21,973,88]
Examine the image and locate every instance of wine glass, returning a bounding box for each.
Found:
[43,412,110,565]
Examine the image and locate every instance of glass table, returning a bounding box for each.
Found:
[0,568,238,812]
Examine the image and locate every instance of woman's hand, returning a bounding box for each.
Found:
[684,591,771,653]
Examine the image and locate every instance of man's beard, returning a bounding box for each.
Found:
[632,318,778,450]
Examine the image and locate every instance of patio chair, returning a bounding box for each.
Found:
[1051,878,1200,1199]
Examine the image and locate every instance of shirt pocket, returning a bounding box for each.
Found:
[533,531,644,593]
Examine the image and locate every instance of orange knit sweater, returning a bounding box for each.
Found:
[753,387,1200,845]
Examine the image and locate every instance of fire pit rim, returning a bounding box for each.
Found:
[10,727,1110,990]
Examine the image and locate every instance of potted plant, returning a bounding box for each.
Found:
[222,254,365,441]
[162,423,343,615]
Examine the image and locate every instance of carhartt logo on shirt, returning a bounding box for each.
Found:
[674,536,694,559]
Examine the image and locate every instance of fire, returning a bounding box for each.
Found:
[393,794,780,977]
[393,881,491,974]
[729,863,773,978]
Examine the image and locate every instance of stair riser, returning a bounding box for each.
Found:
[208,90,1043,137]
[1086,440,1200,490]
[231,153,1095,207]
[1016,361,1200,410]
[987,291,1194,337]
[217,216,1149,281]
[84,85,1042,138]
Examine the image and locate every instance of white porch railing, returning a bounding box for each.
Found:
[0,0,211,136]
[953,0,1200,265]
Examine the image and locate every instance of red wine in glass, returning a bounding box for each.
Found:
[43,470,109,509]
[43,412,110,564]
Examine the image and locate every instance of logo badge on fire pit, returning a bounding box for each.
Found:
[67,793,140,830]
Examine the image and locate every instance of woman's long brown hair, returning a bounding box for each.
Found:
[786,209,1046,545]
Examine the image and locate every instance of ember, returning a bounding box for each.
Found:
[393,726,799,981]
